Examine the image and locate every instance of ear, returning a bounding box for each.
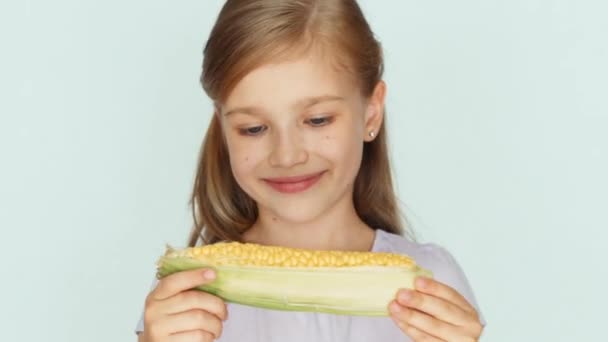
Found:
[363,80,386,142]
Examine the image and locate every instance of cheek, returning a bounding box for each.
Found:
[317,126,364,173]
[226,137,265,180]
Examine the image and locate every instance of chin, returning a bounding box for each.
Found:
[265,200,330,224]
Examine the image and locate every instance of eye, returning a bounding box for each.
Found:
[307,116,333,127]
[239,125,267,136]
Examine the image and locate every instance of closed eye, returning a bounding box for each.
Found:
[239,125,267,136]
[307,116,334,127]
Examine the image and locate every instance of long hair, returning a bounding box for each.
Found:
[188,0,408,246]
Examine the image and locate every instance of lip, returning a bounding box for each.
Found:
[263,171,325,194]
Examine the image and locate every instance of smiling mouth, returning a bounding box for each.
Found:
[262,171,326,194]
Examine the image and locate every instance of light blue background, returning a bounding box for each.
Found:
[1,1,606,341]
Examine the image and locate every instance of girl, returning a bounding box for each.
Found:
[136,1,485,341]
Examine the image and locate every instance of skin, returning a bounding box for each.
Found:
[139,50,483,341]
[390,277,483,341]
[218,51,381,252]
[140,269,228,342]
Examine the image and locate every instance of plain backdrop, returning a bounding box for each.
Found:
[1,0,606,341]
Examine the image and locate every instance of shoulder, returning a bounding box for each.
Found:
[374,229,486,325]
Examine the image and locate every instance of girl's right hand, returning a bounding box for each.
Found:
[141,268,228,342]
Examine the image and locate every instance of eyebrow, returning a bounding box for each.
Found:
[223,95,345,116]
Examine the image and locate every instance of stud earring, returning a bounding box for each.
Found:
[369,131,375,138]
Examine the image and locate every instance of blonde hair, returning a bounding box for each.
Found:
[188,0,408,246]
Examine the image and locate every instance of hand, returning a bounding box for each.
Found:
[142,268,228,342]
[388,277,483,342]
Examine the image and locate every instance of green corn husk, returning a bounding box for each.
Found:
[156,242,433,316]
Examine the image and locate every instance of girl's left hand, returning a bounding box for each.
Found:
[388,277,483,342]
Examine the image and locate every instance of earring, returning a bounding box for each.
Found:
[369,131,375,138]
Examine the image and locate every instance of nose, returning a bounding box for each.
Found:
[268,128,308,168]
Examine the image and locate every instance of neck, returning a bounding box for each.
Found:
[242,197,376,252]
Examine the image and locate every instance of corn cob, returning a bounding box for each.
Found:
[156,241,432,316]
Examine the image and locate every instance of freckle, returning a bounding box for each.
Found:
[272,216,277,221]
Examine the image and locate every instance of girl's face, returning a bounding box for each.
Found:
[218,52,384,224]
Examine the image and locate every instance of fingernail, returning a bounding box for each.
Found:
[203,269,216,280]
[398,290,412,303]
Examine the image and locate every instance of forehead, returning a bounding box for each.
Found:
[223,53,359,111]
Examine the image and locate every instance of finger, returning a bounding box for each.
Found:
[161,309,223,339]
[152,268,216,301]
[389,301,459,341]
[414,277,475,313]
[397,323,446,342]
[163,290,228,321]
[167,329,215,342]
[396,289,470,326]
